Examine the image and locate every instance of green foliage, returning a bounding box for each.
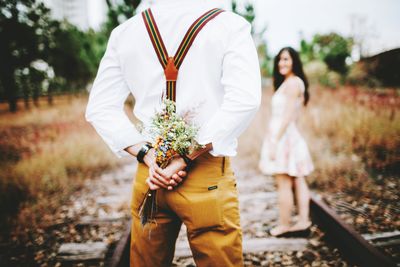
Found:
[347,63,382,88]
[0,1,101,111]
[304,60,344,89]
[0,0,40,111]
[0,0,139,112]
[257,42,272,77]
[104,0,136,36]
[319,71,343,89]
[300,33,353,75]
[231,0,271,77]
[300,38,315,64]
[91,0,137,74]
[231,0,255,31]
[313,33,353,74]
[47,22,98,92]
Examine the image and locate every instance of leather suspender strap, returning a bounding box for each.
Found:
[142,9,168,68]
[173,8,223,68]
[142,8,224,102]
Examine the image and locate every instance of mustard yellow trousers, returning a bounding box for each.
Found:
[130,153,243,267]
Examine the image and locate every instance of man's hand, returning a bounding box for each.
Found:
[124,143,187,190]
[146,143,213,190]
[144,152,187,190]
[157,157,187,183]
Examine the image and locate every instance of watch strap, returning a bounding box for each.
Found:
[137,143,152,163]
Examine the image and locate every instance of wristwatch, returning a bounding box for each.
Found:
[181,154,194,170]
[137,143,152,163]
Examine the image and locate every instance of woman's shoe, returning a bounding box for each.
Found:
[287,221,312,237]
[267,226,293,238]
[287,227,311,238]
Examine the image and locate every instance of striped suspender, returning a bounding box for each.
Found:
[142,8,224,102]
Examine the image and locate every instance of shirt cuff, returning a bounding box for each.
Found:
[112,128,146,158]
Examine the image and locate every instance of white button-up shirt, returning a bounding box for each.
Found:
[85,0,261,158]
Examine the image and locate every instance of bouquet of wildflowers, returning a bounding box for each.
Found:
[139,99,201,226]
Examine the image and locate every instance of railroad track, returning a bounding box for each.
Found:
[310,194,397,267]
[108,193,398,267]
[47,163,397,267]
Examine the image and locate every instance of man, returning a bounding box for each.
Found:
[85,0,261,266]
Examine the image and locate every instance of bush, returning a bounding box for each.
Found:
[304,60,328,83]
[320,71,342,88]
[347,63,381,88]
[304,60,342,88]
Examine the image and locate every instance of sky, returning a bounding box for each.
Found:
[87,0,400,57]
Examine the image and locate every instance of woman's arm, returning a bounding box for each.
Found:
[271,78,303,143]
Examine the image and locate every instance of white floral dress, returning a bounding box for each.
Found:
[259,84,314,177]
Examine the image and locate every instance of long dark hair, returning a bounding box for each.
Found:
[273,47,309,106]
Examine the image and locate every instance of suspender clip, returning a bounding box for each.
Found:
[164,57,178,81]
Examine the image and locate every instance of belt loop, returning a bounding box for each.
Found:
[222,157,225,176]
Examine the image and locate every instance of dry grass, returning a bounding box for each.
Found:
[0,96,128,231]
[237,85,399,192]
[0,86,398,233]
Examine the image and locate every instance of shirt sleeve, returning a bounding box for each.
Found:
[197,15,262,157]
[85,29,145,158]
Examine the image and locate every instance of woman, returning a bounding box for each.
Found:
[259,47,314,237]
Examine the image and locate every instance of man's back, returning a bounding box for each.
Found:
[85,1,261,266]
[87,0,261,157]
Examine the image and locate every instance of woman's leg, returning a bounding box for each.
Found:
[270,174,294,236]
[291,176,311,230]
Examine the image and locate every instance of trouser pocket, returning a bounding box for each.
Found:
[189,188,223,230]
[188,177,238,231]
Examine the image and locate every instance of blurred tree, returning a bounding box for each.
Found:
[0,0,112,112]
[105,0,138,33]
[231,0,271,77]
[257,42,271,77]
[312,33,353,74]
[300,32,353,75]
[15,67,46,108]
[231,0,255,33]
[47,22,98,93]
[0,0,39,112]
[88,0,140,74]
[27,2,54,106]
[299,32,316,64]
